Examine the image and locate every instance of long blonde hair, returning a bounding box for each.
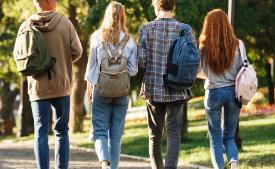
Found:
[199,9,239,75]
[99,1,128,45]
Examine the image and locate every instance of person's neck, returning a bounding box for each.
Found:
[157,10,173,18]
[36,7,55,13]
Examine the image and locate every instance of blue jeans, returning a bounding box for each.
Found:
[204,86,240,169]
[31,96,70,169]
[91,92,128,169]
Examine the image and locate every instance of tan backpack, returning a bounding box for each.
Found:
[95,34,130,97]
[235,40,258,106]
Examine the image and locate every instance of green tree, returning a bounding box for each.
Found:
[235,0,275,103]
[0,0,26,135]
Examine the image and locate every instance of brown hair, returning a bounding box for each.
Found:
[99,1,128,45]
[199,9,239,75]
[153,0,175,11]
[33,0,49,3]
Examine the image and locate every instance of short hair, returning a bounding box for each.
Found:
[153,0,175,11]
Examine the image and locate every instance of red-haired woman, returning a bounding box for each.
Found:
[198,9,243,169]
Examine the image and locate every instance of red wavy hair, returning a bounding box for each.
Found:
[199,9,239,74]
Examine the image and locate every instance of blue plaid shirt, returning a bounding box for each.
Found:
[137,18,196,102]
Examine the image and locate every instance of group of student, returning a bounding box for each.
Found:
[14,0,246,169]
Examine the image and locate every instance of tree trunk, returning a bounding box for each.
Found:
[17,77,33,137]
[181,102,188,141]
[265,61,275,104]
[0,82,19,135]
[68,2,88,132]
[49,112,53,135]
[0,0,3,20]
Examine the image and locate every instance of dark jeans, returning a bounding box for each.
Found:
[146,100,184,169]
[31,96,70,169]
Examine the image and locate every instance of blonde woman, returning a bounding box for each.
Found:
[199,9,243,169]
[84,2,138,169]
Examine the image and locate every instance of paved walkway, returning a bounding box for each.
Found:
[0,141,201,169]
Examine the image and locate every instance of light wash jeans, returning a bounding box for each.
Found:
[91,92,128,169]
[146,100,184,169]
[31,96,70,169]
[204,86,240,169]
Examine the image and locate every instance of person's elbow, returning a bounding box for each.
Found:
[129,67,138,76]
[72,46,83,63]
[128,62,138,76]
[138,61,146,68]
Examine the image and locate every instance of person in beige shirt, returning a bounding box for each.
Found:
[14,0,82,169]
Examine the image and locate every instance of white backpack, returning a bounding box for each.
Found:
[235,40,258,106]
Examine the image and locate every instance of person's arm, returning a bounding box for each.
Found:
[87,81,93,102]
[197,70,207,79]
[137,26,147,68]
[128,38,138,76]
[69,21,83,63]
[197,50,207,79]
[13,21,28,59]
[186,24,197,50]
[84,34,98,100]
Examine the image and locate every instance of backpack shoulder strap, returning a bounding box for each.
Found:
[238,40,249,66]
[118,34,130,51]
[102,41,111,50]
[102,42,114,60]
[180,23,190,37]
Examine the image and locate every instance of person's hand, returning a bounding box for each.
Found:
[197,70,207,80]
[87,82,93,102]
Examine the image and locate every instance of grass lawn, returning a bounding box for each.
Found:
[120,114,275,169]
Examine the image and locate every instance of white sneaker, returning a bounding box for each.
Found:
[101,160,110,169]
[230,161,238,169]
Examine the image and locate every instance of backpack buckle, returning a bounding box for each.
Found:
[180,30,186,37]
[108,57,121,65]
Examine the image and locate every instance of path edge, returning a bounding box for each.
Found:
[71,145,212,169]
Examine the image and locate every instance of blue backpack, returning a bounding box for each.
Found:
[165,24,199,89]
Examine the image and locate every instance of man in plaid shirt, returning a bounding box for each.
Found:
[137,0,197,168]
